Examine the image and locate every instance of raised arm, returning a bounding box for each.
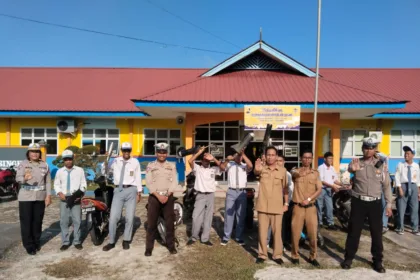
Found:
[188,146,206,169]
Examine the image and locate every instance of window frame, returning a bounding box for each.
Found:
[340,129,367,157]
[81,128,120,155]
[20,127,59,156]
[390,129,420,158]
[143,128,182,156]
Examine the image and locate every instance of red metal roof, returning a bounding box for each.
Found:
[0,67,418,113]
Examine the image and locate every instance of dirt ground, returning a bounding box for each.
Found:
[1,196,420,280]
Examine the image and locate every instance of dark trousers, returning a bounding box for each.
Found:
[282,202,294,245]
[19,201,45,251]
[344,197,383,264]
[146,195,175,250]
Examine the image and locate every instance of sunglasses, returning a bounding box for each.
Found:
[157,149,168,154]
[121,149,132,153]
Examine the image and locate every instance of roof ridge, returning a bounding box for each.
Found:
[321,78,405,103]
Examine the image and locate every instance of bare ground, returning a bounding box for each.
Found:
[1,197,420,280]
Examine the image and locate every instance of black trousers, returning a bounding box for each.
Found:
[19,201,46,251]
[344,197,383,264]
[146,195,175,250]
[282,201,294,245]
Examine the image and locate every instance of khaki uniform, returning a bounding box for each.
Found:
[145,160,178,250]
[291,168,322,261]
[146,160,178,194]
[255,164,288,260]
[16,159,51,201]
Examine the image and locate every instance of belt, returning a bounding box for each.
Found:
[352,194,381,202]
[22,185,45,191]
[157,191,168,196]
[197,191,212,194]
[122,185,134,188]
[297,203,315,208]
[229,187,245,191]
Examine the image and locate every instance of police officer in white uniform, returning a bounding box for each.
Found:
[103,142,142,251]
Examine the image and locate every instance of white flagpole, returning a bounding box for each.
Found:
[312,0,322,165]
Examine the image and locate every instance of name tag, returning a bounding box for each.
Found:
[130,171,134,176]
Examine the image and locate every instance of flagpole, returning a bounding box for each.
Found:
[312,0,322,165]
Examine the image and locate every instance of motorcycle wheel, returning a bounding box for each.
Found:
[88,213,103,246]
[157,217,167,245]
[174,202,183,226]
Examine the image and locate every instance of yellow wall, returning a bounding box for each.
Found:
[0,119,7,145]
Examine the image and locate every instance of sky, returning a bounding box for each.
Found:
[0,0,419,68]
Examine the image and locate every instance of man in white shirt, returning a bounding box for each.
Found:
[395,146,420,235]
[317,152,341,230]
[220,150,253,246]
[186,146,224,246]
[54,150,87,251]
[103,142,142,251]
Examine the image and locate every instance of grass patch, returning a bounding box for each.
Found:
[43,257,92,278]
[178,242,264,280]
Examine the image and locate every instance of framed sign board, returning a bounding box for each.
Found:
[0,146,28,168]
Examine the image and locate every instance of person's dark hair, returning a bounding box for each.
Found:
[265,146,278,155]
[301,150,313,157]
[278,154,286,160]
[26,150,42,160]
[324,152,333,158]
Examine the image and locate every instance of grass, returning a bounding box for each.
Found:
[178,241,264,280]
[43,257,92,279]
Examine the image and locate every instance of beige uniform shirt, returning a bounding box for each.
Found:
[292,168,322,204]
[348,157,392,208]
[145,160,178,194]
[16,159,51,201]
[255,164,288,214]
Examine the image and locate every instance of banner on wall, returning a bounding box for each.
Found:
[0,147,27,168]
[244,105,301,130]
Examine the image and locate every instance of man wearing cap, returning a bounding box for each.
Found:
[186,146,224,246]
[341,137,392,273]
[16,143,52,255]
[103,142,142,251]
[54,150,87,250]
[145,143,178,256]
[395,146,420,236]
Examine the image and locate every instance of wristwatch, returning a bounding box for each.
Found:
[307,197,312,202]
[284,203,289,206]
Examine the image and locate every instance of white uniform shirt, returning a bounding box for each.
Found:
[108,157,142,192]
[193,162,221,193]
[318,163,338,188]
[395,161,420,187]
[54,166,87,195]
[226,162,249,189]
[287,171,294,202]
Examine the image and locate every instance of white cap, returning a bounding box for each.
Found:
[62,150,74,159]
[362,137,380,147]
[28,143,41,151]
[155,142,169,150]
[121,142,132,150]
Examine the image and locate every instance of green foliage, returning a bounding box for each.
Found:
[52,145,108,182]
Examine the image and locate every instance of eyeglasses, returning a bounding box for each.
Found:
[302,157,312,159]
[121,149,132,153]
[157,150,168,154]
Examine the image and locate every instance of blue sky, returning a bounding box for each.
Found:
[0,0,419,68]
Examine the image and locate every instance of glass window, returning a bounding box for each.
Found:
[403,130,415,140]
[225,121,239,126]
[341,129,367,157]
[210,127,224,141]
[195,127,209,141]
[21,128,58,155]
[391,141,402,157]
[390,130,420,157]
[299,128,313,141]
[83,129,94,138]
[95,129,106,138]
[210,122,224,127]
[391,130,402,139]
[143,129,181,156]
[285,130,298,141]
[225,127,239,141]
[82,129,119,155]
[270,130,284,140]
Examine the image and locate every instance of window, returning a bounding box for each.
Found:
[341,129,366,157]
[143,129,181,156]
[390,130,420,157]
[82,129,119,155]
[21,128,58,155]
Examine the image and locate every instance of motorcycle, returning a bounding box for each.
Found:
[183,172,197,220]
[333,185,352,231]
[0,166,19,198]
[81,176,114,245]
[145,197,183,247]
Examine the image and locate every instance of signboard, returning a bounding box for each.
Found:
[244,105,301,130]
[0,147,28,168]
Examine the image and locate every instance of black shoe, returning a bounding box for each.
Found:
[75,244,83,250]
[255,257,265,264]
[201,241,213,247]
[327,224,338,231]
[310,259,321,267]
[373,263,386,273]
[341,261,351,270]
[145,249,152,257]
[122,241,130,250]
[102,243,115,252]
[169,248,178,254]
[60,245,70,251]
[291,258,300,265]
[26,248,36,255]
[35,244,41,252]
[273,258,284,265]
[186,239,196,246]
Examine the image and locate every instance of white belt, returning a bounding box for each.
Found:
[354,194,381,202]
[157,191,168,196]
[22,185,45,191]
